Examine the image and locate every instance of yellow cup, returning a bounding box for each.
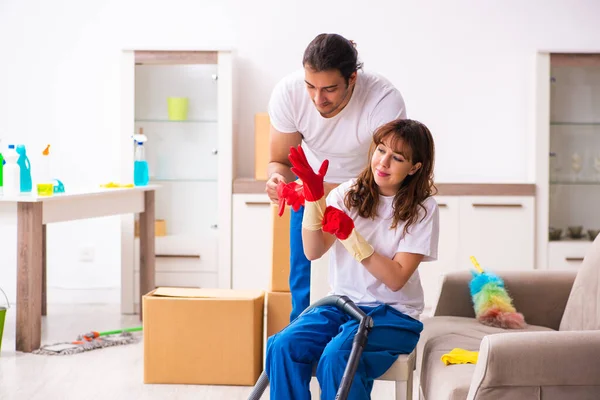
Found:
[37,183,54,197]
[167,97,189,121]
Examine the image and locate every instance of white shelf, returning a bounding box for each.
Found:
[121,49,233,313]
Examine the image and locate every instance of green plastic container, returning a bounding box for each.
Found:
[167,97,189,121]
[0,287,8,354]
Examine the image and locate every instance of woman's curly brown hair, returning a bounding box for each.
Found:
[344,119,437,236]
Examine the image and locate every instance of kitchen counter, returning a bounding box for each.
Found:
[233,178,536,196]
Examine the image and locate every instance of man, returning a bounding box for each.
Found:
[265,33,407,321]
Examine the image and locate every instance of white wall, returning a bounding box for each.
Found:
[0,0,599,303]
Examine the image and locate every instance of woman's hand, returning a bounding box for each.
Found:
[288,145,328,201]
[322,206,355,240]
[322,206,374,262]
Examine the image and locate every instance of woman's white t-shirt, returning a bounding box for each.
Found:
[268,70,407,184]
[326,179,440,318]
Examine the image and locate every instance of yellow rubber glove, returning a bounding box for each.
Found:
[303,196,326,231]
[340,228,375,262]
[440,348,479,365]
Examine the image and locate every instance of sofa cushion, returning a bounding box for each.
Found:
[559,235,600,331]
[417,316,553,400]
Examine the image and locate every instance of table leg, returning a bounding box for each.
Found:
[42,224,47,316]
[139,191,156,319]
[16,202,43,352]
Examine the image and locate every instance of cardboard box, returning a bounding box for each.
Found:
[254,112,271,181]
[143,287,265,386]
[270,204,291,292]
[266,291,292,338]
[135,219,167,237]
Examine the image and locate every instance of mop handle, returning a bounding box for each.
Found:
[98,326,143,336]
[470,256,484,274]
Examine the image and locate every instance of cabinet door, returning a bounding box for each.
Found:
[458,196,535,271]
[418,196,460,311]
[548,241,592,271]
[231,194,273,291]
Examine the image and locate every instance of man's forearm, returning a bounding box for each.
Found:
[267,161,296,182]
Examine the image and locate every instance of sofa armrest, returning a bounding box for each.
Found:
[433,270,577,330]
[467,330,600,399]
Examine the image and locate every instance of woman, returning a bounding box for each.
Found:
[266,119,439,399]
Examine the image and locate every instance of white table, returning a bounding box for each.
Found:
[0,185,159,352]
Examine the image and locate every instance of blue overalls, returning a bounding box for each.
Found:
[289,205,311,321]
[265,303,423,400]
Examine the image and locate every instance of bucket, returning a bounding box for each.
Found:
[0,287,9,353]
[167,97,189,121]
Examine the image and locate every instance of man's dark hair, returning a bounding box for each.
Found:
[302,33,363,84]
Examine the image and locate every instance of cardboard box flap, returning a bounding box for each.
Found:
[152,287,264,300]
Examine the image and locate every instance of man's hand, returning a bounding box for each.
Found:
[265,172,286,204]
[276,181,305,216]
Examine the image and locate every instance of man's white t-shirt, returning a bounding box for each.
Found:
[268,69,407,183]
[326,179,440,318]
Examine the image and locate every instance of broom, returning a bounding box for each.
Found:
[32,326,142,356]
[469,256,526,329]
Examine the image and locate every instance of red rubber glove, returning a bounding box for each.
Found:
[322,206,375,262]
[322,206,355,240]
[288,145,328,202]
[276,181,305,216]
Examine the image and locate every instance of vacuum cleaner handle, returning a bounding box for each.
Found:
[300,295,372,325]
[247,295,373,400]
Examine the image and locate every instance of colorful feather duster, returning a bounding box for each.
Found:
[469,256,526,329]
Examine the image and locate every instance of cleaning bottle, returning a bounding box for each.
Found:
[133,128,149,186]
[3,144,20,196]
[37,145,54,196]
[16,145,32,193]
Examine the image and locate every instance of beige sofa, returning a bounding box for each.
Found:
[416,235,600,400]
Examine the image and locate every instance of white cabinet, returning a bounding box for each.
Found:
[230,192,536,313]
[535,53,600,271]
[231,194,273,291]
[419,195,535,311]
[458,196,535,271]
[419,196,459,310]
[121,50,233,312]
[133,235,218,303]
[548,240,592,270]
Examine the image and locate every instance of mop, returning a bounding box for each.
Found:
[32,327,142,355]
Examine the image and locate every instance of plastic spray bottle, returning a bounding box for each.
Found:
[133,128,149,186]
[3,144,20,196]
[16,145,32,193]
